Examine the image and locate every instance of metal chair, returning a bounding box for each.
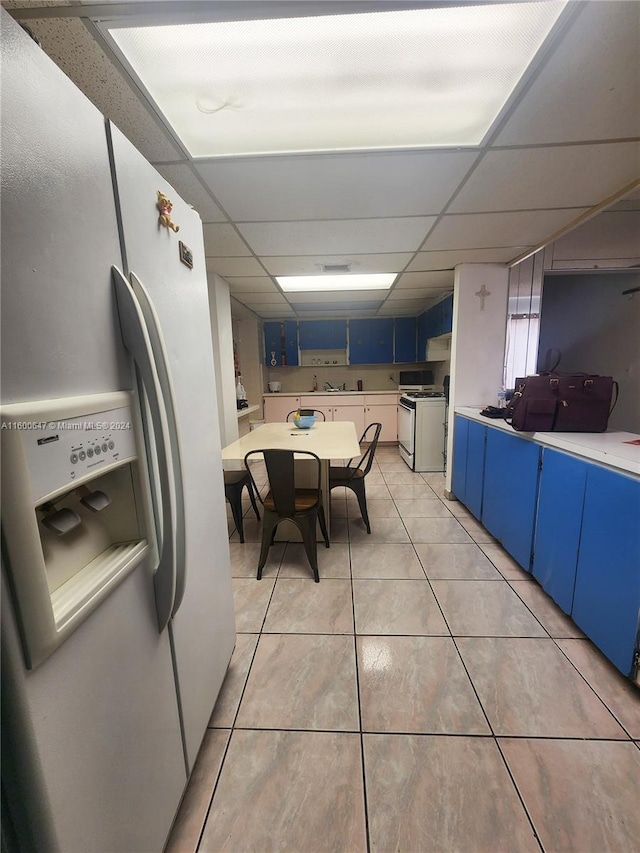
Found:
[328,422,382,534]
[223,469,260,544]
[244,449,329,582]
[286,409,326,422]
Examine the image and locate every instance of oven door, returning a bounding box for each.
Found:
[398,400,415,469]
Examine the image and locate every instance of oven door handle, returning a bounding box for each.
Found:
[399,402,413,412]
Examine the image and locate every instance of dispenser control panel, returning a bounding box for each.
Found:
[16,404,137,504]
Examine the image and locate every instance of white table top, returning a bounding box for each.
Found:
[221,420,361,462]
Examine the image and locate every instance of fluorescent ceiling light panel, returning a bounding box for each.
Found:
[106,3,566,157]
[277,274,396,292]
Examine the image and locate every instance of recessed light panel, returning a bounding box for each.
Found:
[106,3,566,157]
[277,274,396,292]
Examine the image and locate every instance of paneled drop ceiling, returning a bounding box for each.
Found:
[5,0,639,320]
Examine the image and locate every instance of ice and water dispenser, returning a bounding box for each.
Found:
[1,392,151,668]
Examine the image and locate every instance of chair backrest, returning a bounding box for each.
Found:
[286,409,326,422]
[350,422,382,476]
[244,449,322,517]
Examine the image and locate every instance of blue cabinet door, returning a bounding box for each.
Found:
[572,467,640,676]
[452,416,469,503]
[416,312,427,361]
[369,318,394,363]
[264,321,298,365]
[284,320,299,366]
[440,294,453,334]
[482,429,541,569]
[465,420,487,520]
[349,319,371,364]
[394,317,417,363]
[532,449,587,613]
[264,321,281,366]
[299,320,346,349]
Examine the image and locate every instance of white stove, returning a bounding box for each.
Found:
[398,392,446,472]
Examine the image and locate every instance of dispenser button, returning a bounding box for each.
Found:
[70,453,78,464]
[79,450,86,461]
[87,447,94,458]
[94,446,101,456]
[102,442,108,453]
[108,440,115,450]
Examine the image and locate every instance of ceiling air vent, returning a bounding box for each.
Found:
[322,264,351,273]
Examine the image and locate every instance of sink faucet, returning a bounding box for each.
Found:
[324,381,337,391]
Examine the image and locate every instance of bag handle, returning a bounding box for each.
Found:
[542,348,562,373]
[609,381,619,415]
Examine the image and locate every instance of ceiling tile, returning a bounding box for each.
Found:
[196,150,478,221]
[376,304,420,316]
[552,210,640,260]
[450,143,640,213]
[424,209,589,251]
[225,277,278,292]
[26,17,184,162]
[236,292,289,305]
[205,257,264,276]
[237,217,436,256]
[247,304,296,316]
[394,271,455,289]
[495,1,640,145]
[203,224,252,256]
[291,301,383,313]
[154,164,227,222]
[407,248,524,270]
[288,290,386,304]
[260,253,414,276]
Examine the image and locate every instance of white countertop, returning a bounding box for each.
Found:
[236,403,261,420]
[455,406,640,477]
[263,390,400,397]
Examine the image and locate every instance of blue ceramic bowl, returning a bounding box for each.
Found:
[293,415,316,429]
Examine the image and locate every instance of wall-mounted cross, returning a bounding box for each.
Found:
[475,284,491,310]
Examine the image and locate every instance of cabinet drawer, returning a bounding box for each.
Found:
[364,394,397,406]
[303,395,364,407]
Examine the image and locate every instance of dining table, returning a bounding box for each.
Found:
[221,420,361,540]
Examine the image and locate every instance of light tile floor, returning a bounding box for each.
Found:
[167,445,640,853]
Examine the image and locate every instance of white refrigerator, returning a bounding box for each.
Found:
[0,14,235,852]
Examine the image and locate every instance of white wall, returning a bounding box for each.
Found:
[445,264,510,495]
[207,273,238,447]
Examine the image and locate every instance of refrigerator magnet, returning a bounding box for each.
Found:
[179,241,194,269]
[157,190,180,232]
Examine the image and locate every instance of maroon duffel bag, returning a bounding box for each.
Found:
[505,373,618,433]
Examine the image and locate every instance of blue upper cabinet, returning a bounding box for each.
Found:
[394,317,417,363]
[264,320,299,366]
[349,319,393,364]
[298,320,347,350]
[369,318,394,363]
[440,294,453,334]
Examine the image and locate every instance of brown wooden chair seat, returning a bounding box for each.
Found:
[244,448,329,582]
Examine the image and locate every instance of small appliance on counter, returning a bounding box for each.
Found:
[268,381,281,392]
[398,369,437,393]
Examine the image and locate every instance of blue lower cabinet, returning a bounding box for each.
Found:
[452,416,469,503]
[532,449,588,613]
[572,467,640,676]
[482,429,541,569]
[465,421,487,520]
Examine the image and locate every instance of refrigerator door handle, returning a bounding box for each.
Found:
[128,271,187,618]
[112,266,180,630]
